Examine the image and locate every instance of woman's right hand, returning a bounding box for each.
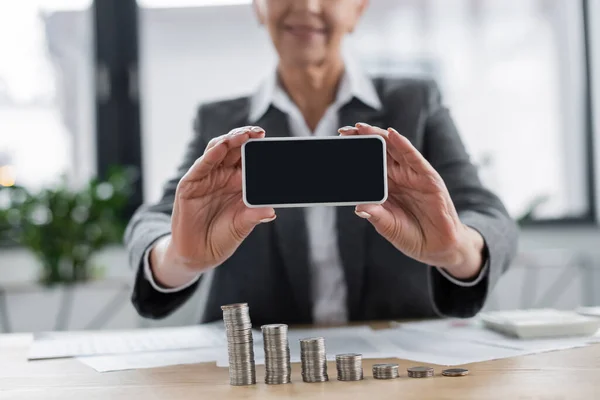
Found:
[150,126,276,288]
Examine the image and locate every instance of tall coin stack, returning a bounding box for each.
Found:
[372,363,400,379]
[262,324,291,384]
[221,303,256,386]
[299,337,329,383]
[336,353,363,381]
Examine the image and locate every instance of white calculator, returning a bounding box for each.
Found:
[479,309,600,339]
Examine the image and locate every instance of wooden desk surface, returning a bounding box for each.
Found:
[1,332,598,400]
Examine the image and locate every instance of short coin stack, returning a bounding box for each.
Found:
[336,353,363,381]
[372,363,400,379]
[262,324,291,384]
[407,366,434,378]
[299,337,329,383]
[221,303,256,386]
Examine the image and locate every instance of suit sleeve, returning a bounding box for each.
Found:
[124,106,208,319]
[421,81,519,318]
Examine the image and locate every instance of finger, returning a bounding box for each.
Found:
[354,122,389,138]
[185,128,265,181]
[338,126,359,136]
[387,127,435,174]
[351,123,393,150]
[354,203,398,240]
[345,123,432,175]
[221,128,265,167]
[182,139,230,182]
[206,136,220,152]
[177,167,242,199]
[241,206,277,225]
[206,126,265,152]
[234,206,277,239]
[226,126,265,147]
[222,148,242,167]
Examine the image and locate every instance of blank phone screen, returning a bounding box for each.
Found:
[243,136,386,206]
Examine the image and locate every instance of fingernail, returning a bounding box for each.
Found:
[338,126,355,133]
[260,215,277,223]
[388,127,399,134]
[251,127,264,133]
[355,210,372,219]
[356,122,371,128]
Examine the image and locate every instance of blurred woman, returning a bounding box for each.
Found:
[125,0,518,326]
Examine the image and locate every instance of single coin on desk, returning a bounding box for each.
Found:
[442,368,469,377]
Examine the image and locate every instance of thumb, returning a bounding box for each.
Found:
[235,206,276,238]
[355,204,396,239]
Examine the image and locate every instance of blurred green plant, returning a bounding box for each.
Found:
[516,194,550,225]
[0,166,137,286]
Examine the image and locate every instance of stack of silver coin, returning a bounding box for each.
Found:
[372,363,400,379]
[407,366,434,378]
[221,303,256,386]
[299,337,329,383]
[336,353,363,381]
[262,324,291,384]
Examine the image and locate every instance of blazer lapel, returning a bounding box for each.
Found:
[337,99,388,320]
[255,106,313,322]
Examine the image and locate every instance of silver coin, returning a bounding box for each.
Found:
[302,376,329,383]
[222,303,256,386]
[335,353,363,381]
[336,353,362,359]
[407,373,433,378]
[442,368,469,377]
[407,366,433,373]
[262,323,288,329]
[372,363,399,379]
[262,323,291,385]
[221,303,248,310]
[407,366,434,378]
[299,337,329,383]
[373,363,399,368]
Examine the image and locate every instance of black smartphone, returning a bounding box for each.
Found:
[241,136,387,208]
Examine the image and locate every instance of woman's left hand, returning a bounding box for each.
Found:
[339,123,486,280]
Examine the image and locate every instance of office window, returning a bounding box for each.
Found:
[137,0,591,222]
[351,0,590,222]
[0,1,96,191]
[590,0,600,218]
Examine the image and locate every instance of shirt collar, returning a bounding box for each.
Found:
[248,60,382,124]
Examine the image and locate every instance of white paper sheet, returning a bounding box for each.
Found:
[71,320,600,372]
[216,325,388,367]
[589,329,600,343]
[29,324,225,360]
[395,319,597,352]
[577,306,600,320]
[77,348,223,372]
[374,328,540,366]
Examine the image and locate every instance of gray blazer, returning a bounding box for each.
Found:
[125,78,518,326]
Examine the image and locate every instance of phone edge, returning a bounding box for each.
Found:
[242,135,388,208]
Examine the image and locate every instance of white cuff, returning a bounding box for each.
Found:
[143,246,202,294]
[436,259,489,288]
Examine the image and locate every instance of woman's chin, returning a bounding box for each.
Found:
[279,50,331,69]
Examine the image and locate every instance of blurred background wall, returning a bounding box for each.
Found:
[0,0,599,332]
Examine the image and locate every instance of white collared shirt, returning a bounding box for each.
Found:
[247,62,382,325]
[144,62,487,324]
